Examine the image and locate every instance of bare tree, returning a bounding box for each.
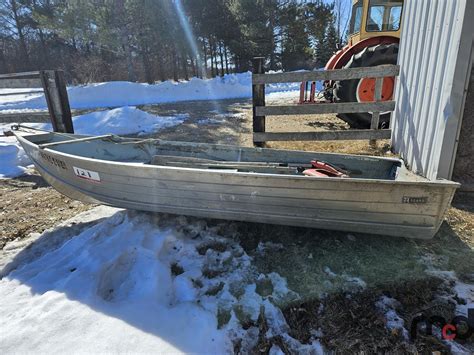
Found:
[333,0,351,45]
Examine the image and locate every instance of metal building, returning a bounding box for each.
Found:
[392,0,474,181]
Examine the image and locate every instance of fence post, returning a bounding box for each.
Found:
[252,57,266,147]
[369,77,383,147]
[40,70,74,133]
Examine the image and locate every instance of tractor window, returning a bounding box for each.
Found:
[388,6,402,31]
[367,0,404,32]
[350,3,363,34]
[367,5,384,31]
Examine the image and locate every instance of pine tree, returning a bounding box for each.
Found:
[280,3,313,71]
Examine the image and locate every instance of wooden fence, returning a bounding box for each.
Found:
[0,70,74,133]
[251,57,400,147]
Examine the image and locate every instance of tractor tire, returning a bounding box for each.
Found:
[334,43,399,129]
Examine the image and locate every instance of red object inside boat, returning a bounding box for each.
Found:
[302,160,349,178]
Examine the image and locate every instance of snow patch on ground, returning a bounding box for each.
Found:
[321,266,367,293]
[375,295,409,340]
[419,255,474,353]
[0,206,120,278]
[73,106,186,136]
[197,118,224,125]
[426,269,474,319]
[421,254,474,317]
[0,136,32,178]
[0,209,324,353]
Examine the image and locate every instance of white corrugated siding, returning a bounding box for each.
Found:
[392,0,474,180]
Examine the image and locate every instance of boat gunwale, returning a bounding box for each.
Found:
[14,131,460,188]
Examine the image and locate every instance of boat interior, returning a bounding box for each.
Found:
[19,131,416,181]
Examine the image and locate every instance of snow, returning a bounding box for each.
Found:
[0,72,301,111]
[0,137,31,178]
[321,266,367,292]
[425,269,474,319]
[72,106,186,136]
[0,89,43,105]
[0,208,325,353]
[417,256,474,353]
[0,106,184,179]
[375,295,409,340]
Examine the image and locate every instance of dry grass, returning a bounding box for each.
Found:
[448,194,474,247]
[142,98,398,157]
[264,114,395,156]
[281,278,452,354]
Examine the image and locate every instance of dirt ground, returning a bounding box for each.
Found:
[0,174,91,249]
[1,97,473,353]
[453,70,474,190]
[140,95,394,156]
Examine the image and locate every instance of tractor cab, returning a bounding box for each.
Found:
[348,0,403,46]
[300,0,404,129]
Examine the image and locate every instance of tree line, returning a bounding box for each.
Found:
[0,0,348,84]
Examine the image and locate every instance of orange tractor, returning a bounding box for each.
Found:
[301,0,403,128]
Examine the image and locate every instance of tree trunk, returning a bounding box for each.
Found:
[212,41,219,76]
[10,0,31,70]
[156,54,165,82]
[181,51,189,80]
[269,2,276,71]
[0,44,8,73]
[190,56,196,78]
[115,0,136,82]
[203,41,208,78]
[172,46,178,81]
[209,40,215,77]
[37,28,49,68]
[224,45,229,74]
[218,43,224,77]
[234,55,240,72]
[142,50,153,84]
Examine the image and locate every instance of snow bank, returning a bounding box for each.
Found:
[0,106,184,179]
[0,137,30,178]
[73,106,186,136]
[0,72,301,111]
[0,210,324,353]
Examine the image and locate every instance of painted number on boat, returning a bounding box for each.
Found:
[40,152,67,170]
[73,166,101,182]
[402,196,428,204]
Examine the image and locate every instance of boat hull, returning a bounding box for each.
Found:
[16,132,459,239]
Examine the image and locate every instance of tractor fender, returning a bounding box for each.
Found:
[326,36,400,70]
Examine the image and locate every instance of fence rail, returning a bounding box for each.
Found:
[255,101,396,116]
[251,57,399,147]
[253,129,392,143]
[0,79,43,89]
[0,70,73,133]
[0,111,50,123]
[252,64,400,84]
[0,89,44,96]
[0,71,41,79]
